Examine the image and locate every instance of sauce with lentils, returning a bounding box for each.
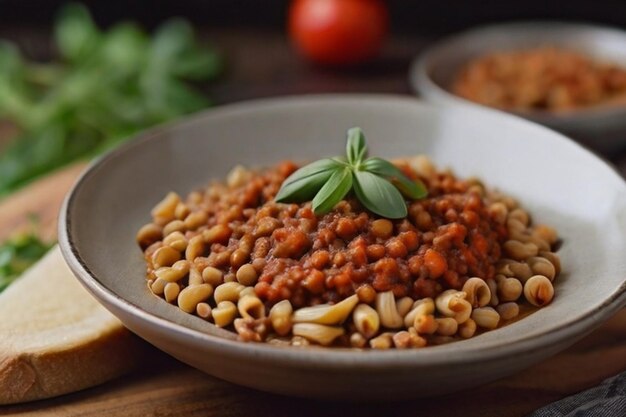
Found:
[143,161,509,309]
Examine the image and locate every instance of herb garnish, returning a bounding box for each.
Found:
[275,128,427,218]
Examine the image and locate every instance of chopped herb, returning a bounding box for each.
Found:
[275,128,428,218]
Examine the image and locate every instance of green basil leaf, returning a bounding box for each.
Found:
[275,158,342,203]
[353,171,408,219]
[346,127,367,166]
[312,167,353,215]
[362,157,428,200]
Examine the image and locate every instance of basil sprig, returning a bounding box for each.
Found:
[275,127,428,218]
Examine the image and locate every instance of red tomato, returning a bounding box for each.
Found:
[288,0,389,66]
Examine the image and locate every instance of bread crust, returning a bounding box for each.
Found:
[0,247,146,405]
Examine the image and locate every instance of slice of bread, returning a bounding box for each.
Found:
[0,246,146,405]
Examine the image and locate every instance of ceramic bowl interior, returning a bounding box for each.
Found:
[59,95,626,400]
[411,21,626,153]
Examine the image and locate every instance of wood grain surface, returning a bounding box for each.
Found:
[0,29,625,417]
[0,135,624,417]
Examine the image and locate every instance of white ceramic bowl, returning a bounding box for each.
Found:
[59,95,626,400]
[411,21,626,154]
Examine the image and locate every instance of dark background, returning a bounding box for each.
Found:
[2,0,626,34]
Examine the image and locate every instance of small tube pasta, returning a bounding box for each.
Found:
[185,235,205,261]
[471,307,500,329]
[462,277,491,307]
[407,328,427,348]
[527,257,556,281]
[290,336,311,347]
[240,286,256,297]
[237,295,265,320]
[174,202,190,220]
[188,266,204,286]
[350,332,367,348]
[151,246,181,268]
[396,297,414,318]
[164,282,180,303]
[154,260,190,283]
[496,276,523,302]
[496,259,515,276]
[202,266,224,286]
[269,300,293,336]
[369,333,393,349]
[392,331,413,349]
[533,224,558,245]
[292,323,344,346]
[233,318,263,343]
[413,314,438,335]
[212,301,238,327]
[408,155,436,178]
[510,231,550,252]
[524,275,554,307]
[435,317,458,336]
[375,291,404,329]
[496,302,520,320]
[503,240,539,261]
[508,208,529,226]
[150,278,167,295]
[435,289,472,323]
[509,262,533,282]
[177,283,213,313]
[458,318,477,339]
[404,298,435,328]
[293,294,358,325]
[196,302,212,319]
[435,289,464,316]
[353,304,380,339]
[486,279,499,306]
[539,251,561,276]
[151,192,180,222]
[213,282,245,304]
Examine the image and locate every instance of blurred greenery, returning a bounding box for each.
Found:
[0,3,221,292]
[0,229,52,292]
[0,3,221,195]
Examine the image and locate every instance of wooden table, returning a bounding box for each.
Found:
[1,30,626,417]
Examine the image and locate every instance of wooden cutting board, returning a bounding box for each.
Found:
[1,162,625,417]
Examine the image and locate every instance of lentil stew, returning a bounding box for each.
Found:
[137,155,561,349]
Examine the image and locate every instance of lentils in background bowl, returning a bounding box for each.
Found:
[452,46,626,112]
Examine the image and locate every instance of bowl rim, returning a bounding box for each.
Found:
[410,20,626,123]
[58,94,626,369]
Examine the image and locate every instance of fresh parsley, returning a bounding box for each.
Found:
[275,127,427,218]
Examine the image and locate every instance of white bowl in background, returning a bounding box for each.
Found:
[411,21,626,154]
